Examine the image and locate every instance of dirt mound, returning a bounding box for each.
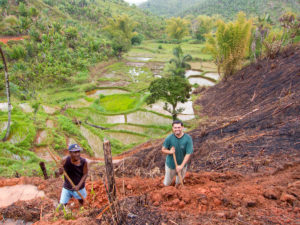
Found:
[38,162,300,224]
[115,44,300,177]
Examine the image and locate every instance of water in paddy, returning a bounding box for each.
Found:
[69,98,92,108]
[185,70,218,87]
[105,131,147,145]
[127,57,152,61]
[112,124,168,137]
[105,115,126,124]
[112,124,146,133]
[146,101,195,121]
[127,111,172,125]
[80,126,103,157]
[19,103,33,113]
[86,89,129,97]
[188,77,215,86]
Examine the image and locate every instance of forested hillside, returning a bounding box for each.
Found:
[141,0,300,20]
[0,0,164,93]
[140,0,203,17]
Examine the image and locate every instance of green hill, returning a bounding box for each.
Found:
[140,0,300,20]
[140,0,204,17]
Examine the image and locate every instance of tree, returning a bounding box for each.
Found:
[147,75,192,120]
[0,46,12,141]
[205,12,252,79]
[191,15,215,41]
[166,17,189,40]
[251,14,273,62]
[104,15,137,57]
[168,46,192,77]
[279,12,300,44]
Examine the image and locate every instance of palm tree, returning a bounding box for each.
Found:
[169,46,192,78]
[0,46,12,141]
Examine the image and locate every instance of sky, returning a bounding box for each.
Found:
[123,0,148,5]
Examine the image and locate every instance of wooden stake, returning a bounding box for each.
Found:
[103,139,122,224]
[39,161,49,180]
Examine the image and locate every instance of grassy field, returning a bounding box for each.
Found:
[126,40,213,63]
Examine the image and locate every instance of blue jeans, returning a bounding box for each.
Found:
[59,187,87,204]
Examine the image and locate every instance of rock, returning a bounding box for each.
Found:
[178,201,185,208]
[182,195,191,204]
[38,183,46,190]
[126,184,133,190]
[24,211,32,221]
[225,211,237,219]
[198,205,207,212]
[280,193,296,203]
[201,199,208,205]
[153,201,160,206]
[246,201,257,207]
[171,198,180,206]
[263,188,280,200]
[151,192,162,203]
[161,186,179,199]
[293,207,300,213]
[215,212,226,218]
[213,198,222,207]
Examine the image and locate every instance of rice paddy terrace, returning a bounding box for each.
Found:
[0,41,219,176]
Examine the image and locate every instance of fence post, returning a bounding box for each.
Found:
[103,139,122,224]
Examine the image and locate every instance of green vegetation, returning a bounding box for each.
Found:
[0,0,298,178]
[141,0,300,21]
[147,75,192,120]
[168,46,192,77]
[93,93,145,114]
[205,12,252,79]
[104,15,138,56]
[166,17,190,40]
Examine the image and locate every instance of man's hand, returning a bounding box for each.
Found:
[176,164,184,173]
[74,185,80,191]
[169,147,175,154]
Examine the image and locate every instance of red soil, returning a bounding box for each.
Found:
[0,36,27,44]
[0,161,299,224]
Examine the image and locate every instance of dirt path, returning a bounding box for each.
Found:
[0,36,27,44]
[0,185,45,208]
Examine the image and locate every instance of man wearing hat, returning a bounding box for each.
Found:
[59,144,88,206]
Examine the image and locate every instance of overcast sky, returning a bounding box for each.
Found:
[124,0,148,5]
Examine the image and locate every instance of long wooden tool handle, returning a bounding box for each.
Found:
[47,148,85,200]
[172,153,184,186]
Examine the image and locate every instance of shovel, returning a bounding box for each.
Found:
[172,152,184,186]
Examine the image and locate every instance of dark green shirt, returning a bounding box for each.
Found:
[163,133,193,169]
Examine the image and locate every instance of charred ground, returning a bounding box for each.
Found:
[116,44,300,177]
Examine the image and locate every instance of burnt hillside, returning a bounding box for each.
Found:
[116,45,300,177]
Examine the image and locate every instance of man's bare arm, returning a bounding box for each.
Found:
[162,146,175,155]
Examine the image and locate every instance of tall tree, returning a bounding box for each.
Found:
[104,14,137,57]
[166,17,190,40]
[205,12,252,79]
[191,15,215,41]
[147,75,191,120]
[0,46,12,141]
